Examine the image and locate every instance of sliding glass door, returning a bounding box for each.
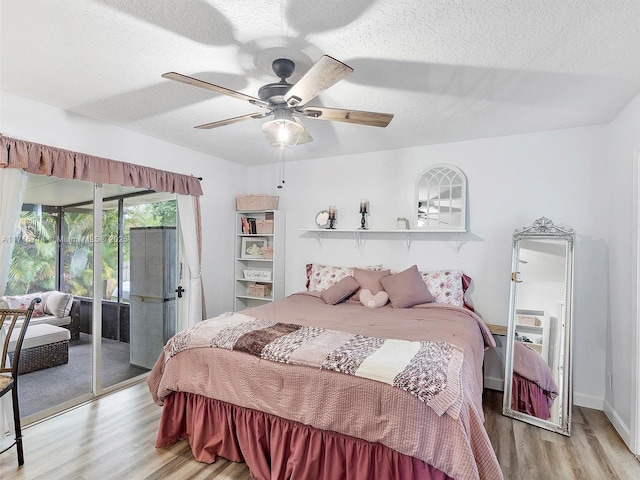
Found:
[101,193,177,388]
[6,174,179,422]
[8,179,96,420]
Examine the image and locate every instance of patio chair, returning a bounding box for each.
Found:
[0,297,40,465]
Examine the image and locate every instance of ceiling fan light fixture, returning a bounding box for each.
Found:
[163,55,392,148]
[261,110,304,149]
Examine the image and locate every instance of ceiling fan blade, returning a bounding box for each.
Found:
[195,112,271,129]
[284,55,353,107]
[292,117,313,145]
[301,106,393,127]
[162,72,269,108]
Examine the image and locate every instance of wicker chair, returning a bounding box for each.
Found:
[0,297,40,465]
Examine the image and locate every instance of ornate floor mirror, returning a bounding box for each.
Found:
[503,217,575,435]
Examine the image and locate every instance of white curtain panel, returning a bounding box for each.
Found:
[0,168,28,296]
[0,167,27,437]
[177,194,203,330]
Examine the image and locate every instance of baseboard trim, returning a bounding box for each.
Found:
[484,375,503,392]
[574,392,604,410]
[604,398,632,450]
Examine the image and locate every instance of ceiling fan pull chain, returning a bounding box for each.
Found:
[277,149,286,189]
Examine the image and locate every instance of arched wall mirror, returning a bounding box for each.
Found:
[416,164,467,231]
[503,217,574,436]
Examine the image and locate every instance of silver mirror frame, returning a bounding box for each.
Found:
[502,217,575,436]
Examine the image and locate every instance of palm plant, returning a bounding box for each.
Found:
[6,199,177,297]
[6,211,57,295]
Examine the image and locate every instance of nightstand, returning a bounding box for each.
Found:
[484,323,507,391]
[485,323,507,336]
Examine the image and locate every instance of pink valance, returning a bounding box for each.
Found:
[0,135,202,196]
[157,391,453,480]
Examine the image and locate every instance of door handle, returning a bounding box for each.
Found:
[511,272,522,283]
[175,286,185,298]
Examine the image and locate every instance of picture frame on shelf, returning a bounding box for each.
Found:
[241,237,268,259]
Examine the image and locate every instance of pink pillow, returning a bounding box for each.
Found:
[380,265,434,308]
[320,276,360,305]
[354,268,390,294]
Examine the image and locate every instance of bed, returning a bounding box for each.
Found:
[511,340,559,420]
[148,265,503,480]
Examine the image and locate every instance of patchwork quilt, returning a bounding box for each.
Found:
[165,312,464,418]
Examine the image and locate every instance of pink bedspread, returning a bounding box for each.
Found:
[148,292,502,480]
[512,341,559,403]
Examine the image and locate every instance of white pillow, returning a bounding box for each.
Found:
[44,291,73,318]
[359,289,389,308]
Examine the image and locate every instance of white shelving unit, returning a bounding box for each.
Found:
[235,210,285,311]
[515,309,547,358]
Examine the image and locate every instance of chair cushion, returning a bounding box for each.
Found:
[8,324,71,352]
[16,314,71,328]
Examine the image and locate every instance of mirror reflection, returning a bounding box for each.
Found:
[503,217,574,436]
[416,164,466,231]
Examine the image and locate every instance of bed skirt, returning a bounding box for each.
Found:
[156,391,453,480]
[511,372,552,420]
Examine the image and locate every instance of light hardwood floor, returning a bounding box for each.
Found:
[1,382,639,479]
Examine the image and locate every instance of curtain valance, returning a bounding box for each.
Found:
[0,135,203,196]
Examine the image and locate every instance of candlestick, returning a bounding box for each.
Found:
[359,198,368,214]
[359,211,367,230]
[328,206,336,229]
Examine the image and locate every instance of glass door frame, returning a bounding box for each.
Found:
[92,183,103,396]
[21,180,180,425]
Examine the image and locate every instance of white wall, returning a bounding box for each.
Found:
[5,88,636,448]
[0,92,248,317]
[605,90,640,450]
[248,125,609,409]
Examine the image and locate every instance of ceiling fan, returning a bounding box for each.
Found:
[162,55,394,149]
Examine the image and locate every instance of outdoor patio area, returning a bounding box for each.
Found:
[18,332,148,418]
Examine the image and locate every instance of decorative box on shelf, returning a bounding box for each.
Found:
[256,219,274,234]
[250,283,272,297]
[236,195,279,211]
[243,269,272,281]
[261,246,274,259]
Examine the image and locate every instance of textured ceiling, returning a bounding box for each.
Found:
[2,0,640,166]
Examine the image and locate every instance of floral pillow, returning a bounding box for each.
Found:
[420,270,469,308]
[3,292,46,316]
[306,263,383,292]
[307,264,355,292]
